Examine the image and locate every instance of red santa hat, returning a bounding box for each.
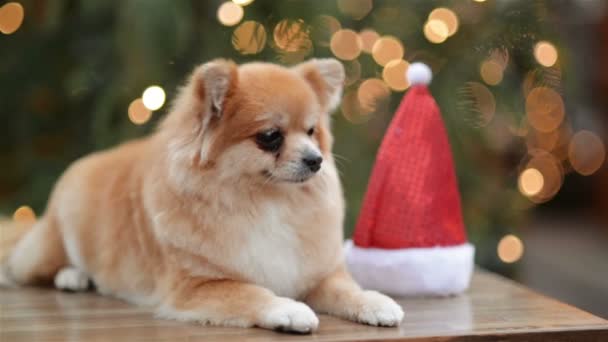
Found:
[345,63,474,297]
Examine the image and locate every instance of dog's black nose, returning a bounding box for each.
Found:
[302,155,323,172]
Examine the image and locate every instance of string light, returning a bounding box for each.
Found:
[359,29,379,54]
[217,2,243,27]
[497,235,524,263]
[232,20,267,55]
[518,168,544,197]
[525,87,565,133]
[524,150,564,203]
[534,41,558,67]
[382,59,410,91]
[128,98,152,125]
[330,29,362,61]
[142,86,166,111]
[13,205,36,223]
[371,36,404,66]
[428,8,459,37]
[568,130,606,176]
[0,2,24,35]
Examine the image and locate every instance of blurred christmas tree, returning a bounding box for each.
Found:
[1,0,604,275]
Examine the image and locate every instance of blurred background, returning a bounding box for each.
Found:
[1,0,607,318]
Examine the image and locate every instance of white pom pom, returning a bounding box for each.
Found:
[406,62,432,86]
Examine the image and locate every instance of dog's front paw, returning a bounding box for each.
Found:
[258,298,319,333]
[353,291,404,327]
[54,267,90,292]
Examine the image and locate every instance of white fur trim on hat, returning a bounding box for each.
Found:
[406,62,433,86]
[344,240,474,297]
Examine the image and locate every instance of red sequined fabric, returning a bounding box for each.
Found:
[353,85,467,249]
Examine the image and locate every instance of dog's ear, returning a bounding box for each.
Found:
[191,59,238,118]
[294,58,345,112]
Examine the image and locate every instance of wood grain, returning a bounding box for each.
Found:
[1,269,607,341]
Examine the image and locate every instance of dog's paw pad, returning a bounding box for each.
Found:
[54,267,90,291]
[355,291,404,327]
[258,298,319,333]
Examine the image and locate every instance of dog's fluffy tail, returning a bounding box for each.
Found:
[0,218,35,286]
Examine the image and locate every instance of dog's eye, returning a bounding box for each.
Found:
[307,127,315,136]
[255,129,284,152]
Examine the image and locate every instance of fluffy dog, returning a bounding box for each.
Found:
[1,59,403,333]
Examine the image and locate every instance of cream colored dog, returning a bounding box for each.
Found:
[1,59,403,333]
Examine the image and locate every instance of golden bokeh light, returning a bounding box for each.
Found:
[142,86,166,111]
[497,235,524,263]
[217,2,243,27]
[0,2,24,35]
[423,19,449,44]
[489,48,510,70]
[232,20,267,55]
[371,36,404,66]
[330,29,362,61]
[465,82,496,127]
[524,150,564,203]
[568,130,606,176]
[128,98,152,125]
[480,59,504,86]
[359,29,379,54]
[525,87,565,133]
[428,8,459,37]
[344,60,362,86]
[311,15,340,47]
[273,19,310,53]
[337,0,372,20]
[232,0,254,6]
[13,205,36,223]
[382,59,410,91]
[518,168,544,197]
[341,91,369,124]
[357,78,390,113]
[526,128,560,152]
[534,41,558,67]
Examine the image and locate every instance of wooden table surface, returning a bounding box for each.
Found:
[1,269,607,341]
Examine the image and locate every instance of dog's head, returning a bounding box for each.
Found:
[162,59,344,187]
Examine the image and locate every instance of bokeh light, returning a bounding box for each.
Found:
[465,82,496,127]
[518,168,544,197]
[428,8,459,37]
[311,15,340,47]
[217,2,243,27]
[128,98,152,125]
[0,2,25,35]
[382,59,410,91]
[498,235,524,263]
[525,87,565,133]
[534,41,558,67]
[273,19,311,53]
[142,86,166,111]
[371,36,404,66]
[232,20,267,55]
[337,0,372,20]
[344,60,362,86]
[232,0,254,6]
[359,29,379,54]
[423,19,449,44]
[568,130,606,176]
[526,128,560,152]
[357,78,390,113]
[524,150,564,203]
[13,205,36,223]
[330,29,362,61]
[341,91,369,124]
[480,59,504,86]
